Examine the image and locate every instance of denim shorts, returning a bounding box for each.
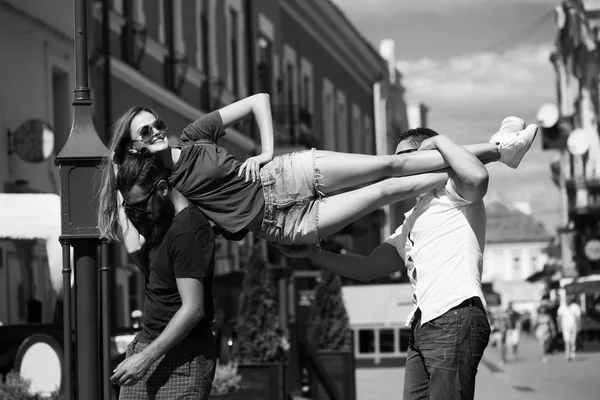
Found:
[257,149,324,246]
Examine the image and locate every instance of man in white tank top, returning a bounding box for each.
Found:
[279,122,538,399]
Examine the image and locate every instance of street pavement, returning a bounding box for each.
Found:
[356,335,600,400]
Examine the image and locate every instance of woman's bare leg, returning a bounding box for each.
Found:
[315,144,498,194]
[317,169,452,238]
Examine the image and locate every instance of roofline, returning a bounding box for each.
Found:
[325,0,389,71]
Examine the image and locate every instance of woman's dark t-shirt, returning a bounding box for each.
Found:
[136,206,215,343]
[169,112,264,235]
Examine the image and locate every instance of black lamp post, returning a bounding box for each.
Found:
[54,1,111,399]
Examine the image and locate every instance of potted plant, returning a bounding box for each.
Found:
[232,247,287,400]
[209,362,244,399]
[0,371,64,400]
[308,269,356,400]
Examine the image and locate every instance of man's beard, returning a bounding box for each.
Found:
[136,201,176,247]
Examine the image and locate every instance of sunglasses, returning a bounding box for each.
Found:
[395,148,418,155]
[132,120,168,143]
[122,182,159,219]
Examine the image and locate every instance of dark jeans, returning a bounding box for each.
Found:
[403,298,491,400]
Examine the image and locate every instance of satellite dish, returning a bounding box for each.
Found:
[567,128,590,156]
[537,103,559,128]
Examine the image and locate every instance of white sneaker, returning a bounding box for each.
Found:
[489,116,526,144]
[491,124,538,169]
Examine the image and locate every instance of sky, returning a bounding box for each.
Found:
[332,0,562,233]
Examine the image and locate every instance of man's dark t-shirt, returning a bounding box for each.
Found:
[169,112,264,236]
[136,206,215,343]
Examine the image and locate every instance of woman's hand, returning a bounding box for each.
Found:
[238,152,273,182]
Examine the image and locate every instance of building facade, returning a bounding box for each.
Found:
[0,0,405,356]
[546,0,600,279]
[483,201,553,311]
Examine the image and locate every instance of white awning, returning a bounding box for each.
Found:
[0,193,62,293]
[342,284,414,328]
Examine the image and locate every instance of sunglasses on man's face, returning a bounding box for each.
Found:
[395,148,418,155]
[122,183,159,220]
[131,119,168,143]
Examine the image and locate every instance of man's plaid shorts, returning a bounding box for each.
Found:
[118,338,217,400]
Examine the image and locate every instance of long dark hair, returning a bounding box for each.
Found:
[117,152,171,247]
[97,106,159,241]
[116,151,168,197]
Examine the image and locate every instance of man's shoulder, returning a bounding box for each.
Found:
[169,206,213,237]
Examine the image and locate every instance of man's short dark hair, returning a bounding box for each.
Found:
[397,127,439,147]
[116,152,169,195]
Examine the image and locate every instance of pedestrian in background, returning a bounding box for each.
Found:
[558,295,582,361]
[494,307,510,364]
[505,302,521,359]
[535,305,557,363]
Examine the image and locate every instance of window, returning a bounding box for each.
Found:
[513,257,520,274]
[336,91,347,152]
[363,116,372,154]
[322,78,335,150]
[257,35,272,94]
[163,1,176,91]
[229,7,239,96]
[379,329,394,353]
[122,0,147,68]
[144,0,161,44]
[200,5,210,110]
[299,58,313,129]
[299,75,312,129]
[287,62,295,134]
[351,104,361,153]
[200,6,209,69]
[0,243,44,326]
[302,75,309,110]
[358,329,375,354]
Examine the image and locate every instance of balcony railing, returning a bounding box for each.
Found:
[272,104,318,149]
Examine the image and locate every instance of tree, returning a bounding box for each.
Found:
[308,269,352,351]
[233,247,284,363]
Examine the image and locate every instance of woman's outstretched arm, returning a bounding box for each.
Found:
[218,93,274,182]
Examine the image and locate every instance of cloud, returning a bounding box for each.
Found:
[396,43,557,146]
[396,43,561,231]
[332,0,558,17]
[397,43,554,105]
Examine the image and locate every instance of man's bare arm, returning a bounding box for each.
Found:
[279,243,403,282]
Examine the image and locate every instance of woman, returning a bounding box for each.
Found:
[535,305,557,363]
[98,93,531,250]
